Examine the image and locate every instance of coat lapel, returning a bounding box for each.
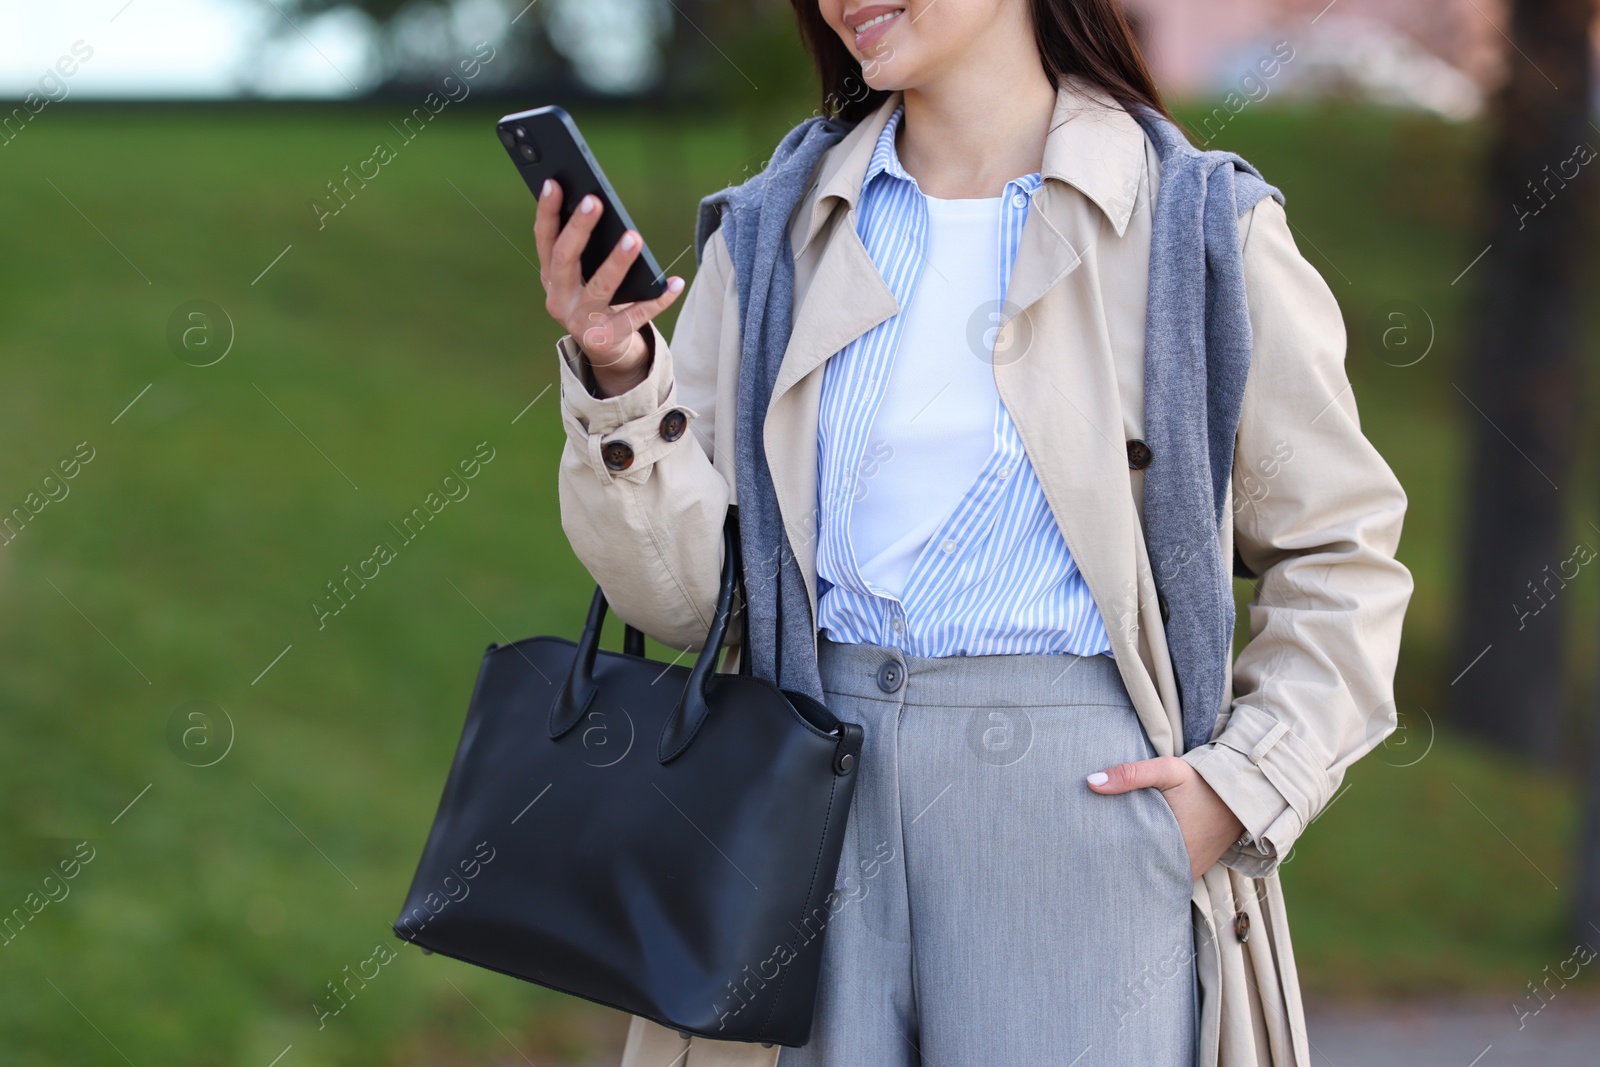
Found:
[766,208,898,620]
[995,94,1162,724]
[992,176,1146,673]
[764,95,904,620]
[1002,177,1094,321]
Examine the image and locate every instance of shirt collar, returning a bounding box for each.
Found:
[862,100,933,199]
[795,75,1148,255]
[864,101,912,189]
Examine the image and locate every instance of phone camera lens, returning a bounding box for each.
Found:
[517,141,539,163]
[497,126,517,149]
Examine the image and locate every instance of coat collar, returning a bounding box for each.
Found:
[792,75,1149,258]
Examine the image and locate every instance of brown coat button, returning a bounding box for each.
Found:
[1233,910,1250,944]
[660,409,687,443]
[601,441,635,471]
[1127,438,1153,470]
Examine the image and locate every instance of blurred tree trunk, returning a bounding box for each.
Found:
[662,0,745,101]
[1580,697,1600,940]
[1451,0,1595,765]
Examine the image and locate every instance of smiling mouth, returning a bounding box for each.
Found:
[849,6,905,45]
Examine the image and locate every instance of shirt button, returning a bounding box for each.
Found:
[601,441,635,471]
[941,539,957,554]
[996,467,1012,481]
[1011,192,1028,209]
[1126,438,1154,470]
[891,617,905,634]
[875,660,904,693]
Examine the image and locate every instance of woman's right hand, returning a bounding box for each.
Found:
[534,179,684,398]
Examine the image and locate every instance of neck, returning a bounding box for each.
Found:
[894,38,1058,199]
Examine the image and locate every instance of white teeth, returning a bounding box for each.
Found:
[855,10,901,32]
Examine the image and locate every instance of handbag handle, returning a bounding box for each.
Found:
[549,518,739,765]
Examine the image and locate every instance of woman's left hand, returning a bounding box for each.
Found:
[1086,757,1244,881]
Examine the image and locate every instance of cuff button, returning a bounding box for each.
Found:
[601,441,635,471]
[660,409,687,443]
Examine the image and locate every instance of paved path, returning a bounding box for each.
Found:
[1303,997,1600,1067]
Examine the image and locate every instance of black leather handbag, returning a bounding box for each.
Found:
[393,515,865,1047]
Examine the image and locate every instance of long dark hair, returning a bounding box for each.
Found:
[790,0,1170,124]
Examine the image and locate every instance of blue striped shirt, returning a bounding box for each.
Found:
[814,103,1113,658]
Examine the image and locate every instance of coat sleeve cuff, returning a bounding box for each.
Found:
[1181,702,1322,878]
[555,322,700,484]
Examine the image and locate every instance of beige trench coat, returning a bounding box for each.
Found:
[552,79,1413,1067]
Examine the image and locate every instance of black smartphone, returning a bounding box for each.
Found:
[496,105,667,305]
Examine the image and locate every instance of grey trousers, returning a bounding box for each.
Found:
[777,636,1198,1067]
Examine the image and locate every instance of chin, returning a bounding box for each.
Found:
[861,70,909,93]
[857,53,915,92]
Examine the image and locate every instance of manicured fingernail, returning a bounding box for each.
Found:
[580,195,597,213]
[541,179,553,196]
[620,232,637,251]
[1086,772,1109,786]
[668,276,684,292]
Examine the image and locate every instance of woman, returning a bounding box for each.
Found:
[535,1,1412,1065]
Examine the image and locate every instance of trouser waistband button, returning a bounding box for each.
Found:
[875,660,903,693]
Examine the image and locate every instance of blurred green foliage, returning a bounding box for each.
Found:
[0,96,1592,1065]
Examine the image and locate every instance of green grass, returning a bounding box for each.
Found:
[0,99,1590,1065]
[0,102,753,1067]
[1280,730,1583,998]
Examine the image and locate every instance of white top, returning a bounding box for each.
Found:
[847,193,1003,599]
